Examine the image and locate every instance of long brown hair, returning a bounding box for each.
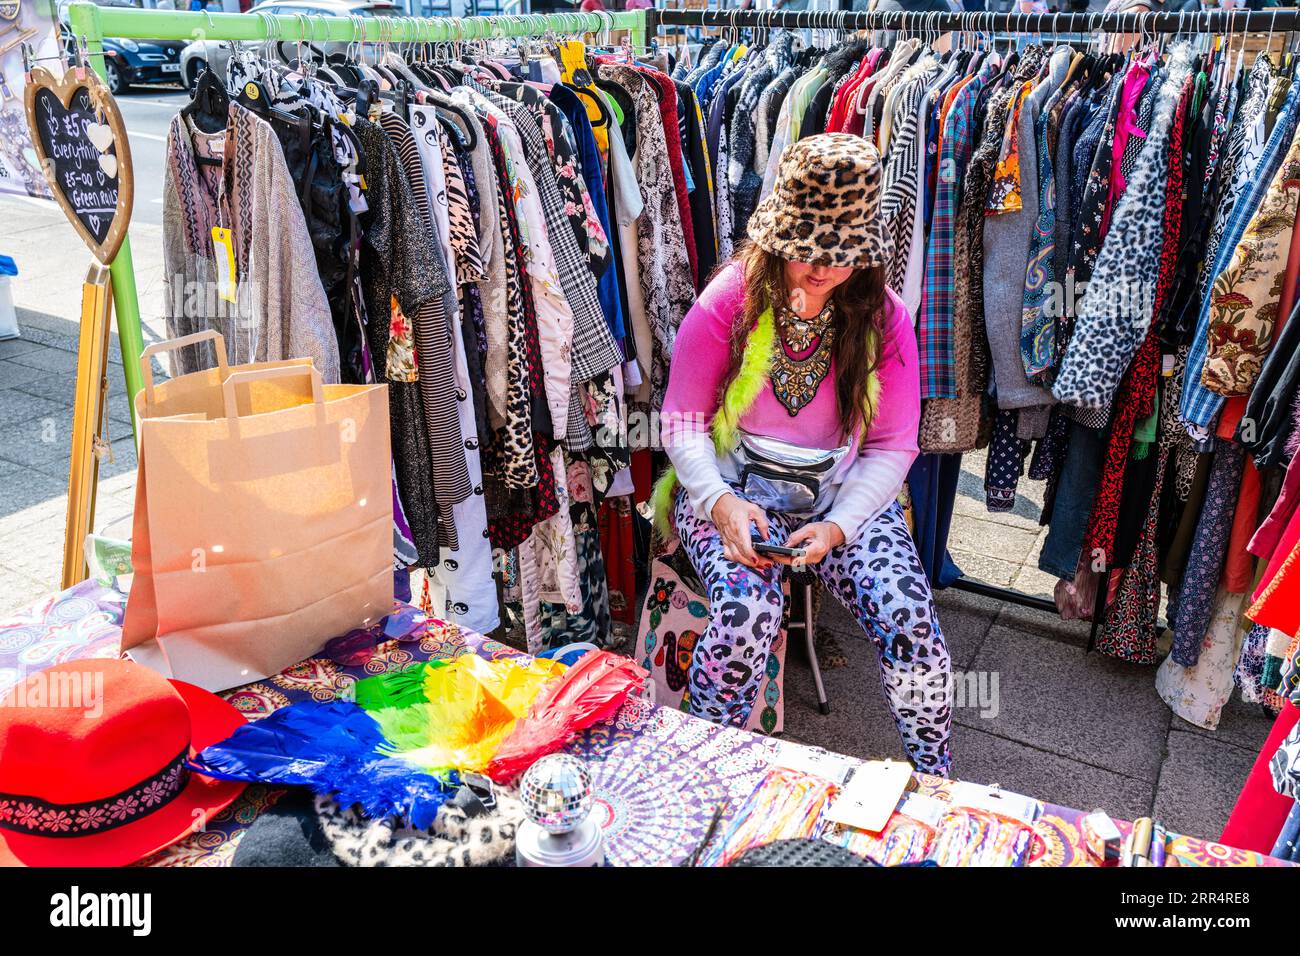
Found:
[719,241,887,439]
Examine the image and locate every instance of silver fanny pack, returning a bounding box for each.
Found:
[735,430,850,515]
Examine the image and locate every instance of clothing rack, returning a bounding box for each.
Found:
[58,2,1285,641]
[651,4,1296,641]
[62,2,649,409]
[652,7,1300,38]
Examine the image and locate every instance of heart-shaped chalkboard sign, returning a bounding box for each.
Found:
[24,66,133,264]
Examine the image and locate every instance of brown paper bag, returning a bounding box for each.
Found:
[121,331,393,691]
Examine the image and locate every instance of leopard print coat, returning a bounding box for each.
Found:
[1053,45,1194,413]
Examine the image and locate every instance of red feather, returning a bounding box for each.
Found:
[486,651,647,783]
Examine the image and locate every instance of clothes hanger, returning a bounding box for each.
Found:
[181,58,231,141]
[417,87,473,152]
[236,15,310,127]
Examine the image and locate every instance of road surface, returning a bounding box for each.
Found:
[110,85,188,228]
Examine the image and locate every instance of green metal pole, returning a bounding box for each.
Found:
[631,9,647,51]
[66,4,644,44]
[67,1,146,432]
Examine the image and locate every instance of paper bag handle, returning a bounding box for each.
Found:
[221,365,325,420]
[141,331,230,405]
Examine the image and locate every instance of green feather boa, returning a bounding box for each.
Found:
[651,308,880,535]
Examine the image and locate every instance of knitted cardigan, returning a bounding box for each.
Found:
[162,103,340,383]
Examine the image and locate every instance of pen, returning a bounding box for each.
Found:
[1151,822,1167,868]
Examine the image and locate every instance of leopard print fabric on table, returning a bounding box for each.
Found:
[672,489,953,775]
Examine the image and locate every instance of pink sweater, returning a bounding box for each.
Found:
[662,261,921,538]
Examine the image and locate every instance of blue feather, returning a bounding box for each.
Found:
[189,700,456,828]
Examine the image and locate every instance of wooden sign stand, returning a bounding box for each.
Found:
[23,63,133,588]
[63,262,114,588]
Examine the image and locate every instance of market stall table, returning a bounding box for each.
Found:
[0,581,1287,868]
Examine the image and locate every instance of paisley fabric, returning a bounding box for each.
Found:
[672,489,953,775]
[0,581,124,700]
[1021,79,1068,382]
[1202,130,1300,397]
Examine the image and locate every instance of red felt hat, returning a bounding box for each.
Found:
[0,659,247,867]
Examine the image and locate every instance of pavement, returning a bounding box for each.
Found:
[0,85,1277,850]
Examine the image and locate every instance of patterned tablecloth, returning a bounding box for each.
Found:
[0,583,1287,868]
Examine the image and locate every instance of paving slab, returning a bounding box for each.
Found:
[814,580,993,671]
[965,623,1173,781]
[951,723,1155,823]
[4,347,84,376]
[0,360,46,392]
[0,338,45,361]
[956,464,1048,526]
[13,374,137,429]
[993,599,1093,647]
[0,388,64,428]
[0,562,49,617]
[947,515,1044,564]
[0,419,79,468]
[1009,562,1063,602]
[34,435,138,485]
[1170,692,1276,755]
[782,637,909,764]
[1153,730,1259,844]
[0,467,73,522]
[948,548,1021,586]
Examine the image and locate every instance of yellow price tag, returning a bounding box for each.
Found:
[211,226,237,304]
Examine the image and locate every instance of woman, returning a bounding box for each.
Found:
[657,134,952,775]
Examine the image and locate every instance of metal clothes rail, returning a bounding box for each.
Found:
[61,2,648,408]
[652,6,1300,38]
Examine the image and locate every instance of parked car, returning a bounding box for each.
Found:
[58,0,187,94]
[179,0,399,90]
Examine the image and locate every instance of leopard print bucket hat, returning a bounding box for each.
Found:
[747,133,894,269]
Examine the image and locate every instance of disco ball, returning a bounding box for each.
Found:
[520,754,593,834]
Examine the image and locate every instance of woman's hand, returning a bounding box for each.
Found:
[710,494,772,570]
[781,521,846,567]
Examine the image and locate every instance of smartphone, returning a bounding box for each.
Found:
[753,542,807,559]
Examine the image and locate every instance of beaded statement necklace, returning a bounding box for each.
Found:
[771,301,835,415]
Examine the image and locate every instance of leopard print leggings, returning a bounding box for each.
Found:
[673,489,953,775]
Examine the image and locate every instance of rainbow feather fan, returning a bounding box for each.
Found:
[191,651,645,827]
